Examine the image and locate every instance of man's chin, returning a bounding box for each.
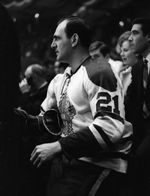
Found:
[57,57,66,63]
[56,56,60,61]
[56,54,64,60]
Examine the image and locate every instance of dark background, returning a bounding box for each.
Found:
[1,0,150,73]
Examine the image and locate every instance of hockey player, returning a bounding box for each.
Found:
[30,16,133,196]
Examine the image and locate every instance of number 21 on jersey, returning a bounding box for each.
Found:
[96,92,120,115]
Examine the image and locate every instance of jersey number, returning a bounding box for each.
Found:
[96,92,120,114]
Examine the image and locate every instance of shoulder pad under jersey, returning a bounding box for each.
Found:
[84,58,117,92]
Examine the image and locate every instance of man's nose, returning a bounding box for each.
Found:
[51,40,56,49]
[128,34,132,41]
[120,51,123,57]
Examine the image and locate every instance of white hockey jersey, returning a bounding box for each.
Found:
[41,57,132,173]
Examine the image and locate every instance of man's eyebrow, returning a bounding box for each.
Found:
[53,35,60,39]
[131,29,138,33]
[53,35,57,38]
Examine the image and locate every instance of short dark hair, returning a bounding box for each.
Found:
[89,41,110,57]
[58,16,92,49]
[132,18,150,36]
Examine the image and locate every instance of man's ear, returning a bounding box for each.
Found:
[71,33,79,47]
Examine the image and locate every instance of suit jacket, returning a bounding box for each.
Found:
[125,59,150,152]
[19,82,49,115]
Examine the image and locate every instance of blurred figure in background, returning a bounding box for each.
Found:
[127,18,150,196]
[118,31,138,70]
[18,63,50,196]
[54,60,68,75]
[19,63,49,115]
[89,40,123,75]
[89,40,110,61]
[117,30,140,196]
[118,31,139,96]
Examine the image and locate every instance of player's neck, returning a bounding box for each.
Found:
[70,50,90,73]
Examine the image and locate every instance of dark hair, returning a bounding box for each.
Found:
[58,16,92,49]
[0,3,21,111]
[118,31,131,47]
[30,64,47,79]
[132,18,150,36]
[89,41,110,57]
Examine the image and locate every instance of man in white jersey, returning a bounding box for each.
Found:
[30,16,132,196]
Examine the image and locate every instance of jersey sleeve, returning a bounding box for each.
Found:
[41,76,57,114]
[88,86,125,151]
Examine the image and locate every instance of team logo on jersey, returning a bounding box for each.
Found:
[59,93,76,136]
[59,75,76,136]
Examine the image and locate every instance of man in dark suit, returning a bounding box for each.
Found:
[126,18,150,195]
[19,63,49,115]
[18,64,50,196]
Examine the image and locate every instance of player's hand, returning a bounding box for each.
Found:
[19,78,30,93]
[30,142,61,168]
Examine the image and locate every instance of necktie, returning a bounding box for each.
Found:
[143,59,149,118]
[143,59,148,89]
